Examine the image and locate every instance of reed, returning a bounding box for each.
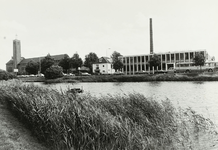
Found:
[0,80,217,149]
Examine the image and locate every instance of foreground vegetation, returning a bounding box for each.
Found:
[0,80,217,149]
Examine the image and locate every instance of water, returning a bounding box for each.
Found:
[33,81,218,124]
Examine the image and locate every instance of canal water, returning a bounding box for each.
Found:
[33,81,218,124]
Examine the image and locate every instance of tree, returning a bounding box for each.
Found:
[40,54,55,74]
[44,65,64,79]
[58,54,70,73]
[25,60,39,75]
[84,52,99,73]
[148,54,161,72]
[111,51,123,71]
[70,53,83,71]
[111,51,121,63]
[193,53,205,69]
[0,69,15,80]
[113,60,123,72]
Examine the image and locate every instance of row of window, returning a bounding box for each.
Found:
[123,51,205,64]
[96,64,105,67]
[123,63,167,72]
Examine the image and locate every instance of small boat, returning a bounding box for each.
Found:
[67,88,84,94]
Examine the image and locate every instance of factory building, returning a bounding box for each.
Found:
[120,18,213,75]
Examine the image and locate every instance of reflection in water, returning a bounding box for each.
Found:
[148,81,162,87]
[113,82,124,86]
[192,81,205,84]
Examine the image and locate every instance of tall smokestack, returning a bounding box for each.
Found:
[150,18,153,54]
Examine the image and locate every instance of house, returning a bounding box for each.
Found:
[92,57,115,74]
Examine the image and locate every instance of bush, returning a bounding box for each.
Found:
[44,65,64,79]
[0,70,15,80]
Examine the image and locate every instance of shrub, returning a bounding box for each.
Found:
[25,60,39,75]
[0,70,15,80]
[44,65,64,79]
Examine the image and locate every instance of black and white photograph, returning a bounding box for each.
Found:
[0,0,218,149]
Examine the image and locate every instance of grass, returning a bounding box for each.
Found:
[17,72,218,83]
[0,80,217,150]
[0,103,48,150]
[75,73,218,82]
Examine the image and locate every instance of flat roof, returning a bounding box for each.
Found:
[121,49,206,57]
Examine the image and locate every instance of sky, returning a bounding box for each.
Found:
[0,0,218,70]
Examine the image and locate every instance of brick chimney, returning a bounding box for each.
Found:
[150,18,153,54]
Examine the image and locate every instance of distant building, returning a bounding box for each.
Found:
[92,57,115,74]
[120,49,216,75]
[119,18,215,75]
[6,39,68,74]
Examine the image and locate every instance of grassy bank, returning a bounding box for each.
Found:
[0,80,217,149]
[17,73,218,83]
[64,73,218,82]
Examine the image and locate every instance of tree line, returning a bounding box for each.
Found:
[24,51,123,78]
[24,51,206,78]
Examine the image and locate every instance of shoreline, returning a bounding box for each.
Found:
[18,72,218,83]
[0,82,218,149]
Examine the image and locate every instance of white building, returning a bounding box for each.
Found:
[92,57,115,74]
[120,49,215,75]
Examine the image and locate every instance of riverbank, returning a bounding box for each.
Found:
[18,72,218,83]
[0,80,218,149]
[0,104,47,150]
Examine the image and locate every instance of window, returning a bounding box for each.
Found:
[190,52,193,59]
[162,55,165,61]
[142,64,145,70]
[167,54,170,61]
[185,53,189,60]
[130,58,133,63]
[99,58,103,62]
[138,65,141,71]
[171,54,174,61]
[145,56,148,62]
[142,56,144,62]
[180,53,184,60]
[138,56,141,62]
[176,53,179,60]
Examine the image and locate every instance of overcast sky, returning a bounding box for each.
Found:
[0,0,218,70]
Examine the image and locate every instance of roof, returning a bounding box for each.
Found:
[6,59,13,65]
[95,57,112,64]
[6,54,69,66]
[121,49,207,58]
[21,54,69,65]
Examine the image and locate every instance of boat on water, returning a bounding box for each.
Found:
[67,88,84,94]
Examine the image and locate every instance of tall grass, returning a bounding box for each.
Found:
[0,80,217,149]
